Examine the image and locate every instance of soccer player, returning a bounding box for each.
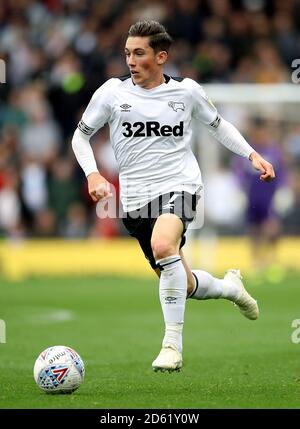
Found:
[71,21,275,372]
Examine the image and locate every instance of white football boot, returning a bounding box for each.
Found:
[224,269,259,320]
[152,344,182,373]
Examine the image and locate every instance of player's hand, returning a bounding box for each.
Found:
[87,172,113,202]
[249,151,275,182]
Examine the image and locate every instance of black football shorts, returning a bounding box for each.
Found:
[122,191,200,269]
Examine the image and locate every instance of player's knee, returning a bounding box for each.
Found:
[151,239,177,261]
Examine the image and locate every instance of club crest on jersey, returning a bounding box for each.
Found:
[120,104,132,112]
[168,101,185,112]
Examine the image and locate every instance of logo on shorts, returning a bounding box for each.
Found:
[120,104,132,112]
[168,101,185,112]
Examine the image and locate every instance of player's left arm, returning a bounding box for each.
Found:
[207,116,276,182]
[187,79,275,182]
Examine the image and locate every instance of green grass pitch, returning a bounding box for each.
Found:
[0,273,300,409]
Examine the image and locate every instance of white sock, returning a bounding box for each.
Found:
[189,270,239,301]
[163,323,183,353]
[156,255,187,352]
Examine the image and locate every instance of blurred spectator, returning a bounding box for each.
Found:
[131,0,167,22]
[282,170,300,234]
[21,160,48,215]
[33,207,57,238]
[227,11,252,67]
[48,158,80,227]
[62,202,89,238]
[231,55,257,83]
[273,11,300,66]
[0,166,21,237]
[0,89,27,130]
[204,164,246,234]
[165,0,202,46]
[19,83,61,165]
[252,39,289,83]
[234,118,287,273]
[48,49,89,140]
[283,123,300,166]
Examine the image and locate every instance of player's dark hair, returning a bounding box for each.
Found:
[128,21,173,53]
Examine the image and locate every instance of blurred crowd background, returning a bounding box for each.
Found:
[0,0,300,242]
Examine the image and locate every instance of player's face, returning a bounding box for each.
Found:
[125,37,167,89]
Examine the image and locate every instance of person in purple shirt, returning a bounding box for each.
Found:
[235,118,286,275]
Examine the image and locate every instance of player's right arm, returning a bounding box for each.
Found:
[72,128,112,202]
[71,80,116,202]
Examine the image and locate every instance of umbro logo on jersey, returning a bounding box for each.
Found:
[120,104,132,112]
[168,101,185,112]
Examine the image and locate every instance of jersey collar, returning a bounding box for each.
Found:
[131,74,171,87]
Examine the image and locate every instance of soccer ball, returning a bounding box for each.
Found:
[33,345,85,394]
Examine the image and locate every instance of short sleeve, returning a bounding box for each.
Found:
[185,78,219,126]
[78,79,118,136]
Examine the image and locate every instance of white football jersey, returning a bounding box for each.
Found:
[78,75,219,212]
